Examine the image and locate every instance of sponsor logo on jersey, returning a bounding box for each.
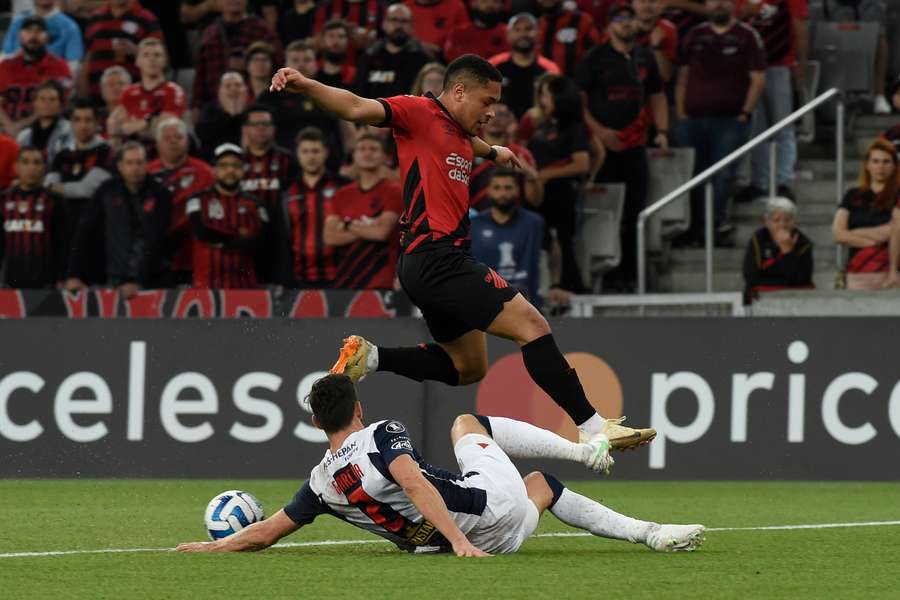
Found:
[391,439,413,451]
[4,219,45,233]
[385,420,406,433]
[445,153,472,185]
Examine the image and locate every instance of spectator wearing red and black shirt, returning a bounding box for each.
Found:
[489,13,560,120]
[663,0,707,44]
[81,0,163,102]
[316,20,357,90]
[632,0,678,82]
[735,0,808,203]
[675,0,766,243]
[0,16,72,137]
[313,0,387,47]
[148,117,216,285]
[469,102,539,212]
[0,146,66,288]
[108,37,187,150]
[277,127,351,287]
[324,134,402,289]
[67,142,173,298]
[833,139,899,290]
[536,0,601,76]
[186,143,269,289]
[444,0,509,63]
[354,4,436,100]
[577,3,667,291]
[192,0,283,111]
[404,0,470,57]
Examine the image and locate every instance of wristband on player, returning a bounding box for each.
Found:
[486,146,499,162]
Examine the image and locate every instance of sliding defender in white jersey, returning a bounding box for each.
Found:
[177,374,704,556]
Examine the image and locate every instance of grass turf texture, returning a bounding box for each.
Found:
[2,481,898,599]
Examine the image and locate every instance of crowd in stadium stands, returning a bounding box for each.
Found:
[0,0,898,307]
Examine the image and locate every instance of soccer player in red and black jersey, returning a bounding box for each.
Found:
[323,134,402,289]
[109,38,187,150]
[0,146,67,288]
[536,0,601,76]
[271,54,655,455]
[277,126,350,288]
[148,117,215,286]
[187,143,269,289]
[0,16,72,137]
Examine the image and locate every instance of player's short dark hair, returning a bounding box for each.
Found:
[17,145,44,161]
[308,374,358,433]
[242,104,274,124]
[295,126,326,147]
[443,54,503,91]
[68,96,96,117]
[356,132,385,151]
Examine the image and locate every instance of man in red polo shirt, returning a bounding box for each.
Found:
[148,117,215,285]
[324,133,402,289]
[632,0,678,82]
[0,16,71,137]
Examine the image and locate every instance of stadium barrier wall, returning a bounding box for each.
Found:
[2,318,899,480]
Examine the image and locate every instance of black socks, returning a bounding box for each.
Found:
[377,344,460,386]
[521,334,595,425]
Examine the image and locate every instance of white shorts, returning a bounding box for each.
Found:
[452,433,540,554]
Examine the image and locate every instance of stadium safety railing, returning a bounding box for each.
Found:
[636,87,844,295]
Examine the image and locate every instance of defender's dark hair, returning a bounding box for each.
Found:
[443,54,503,91]
[295,126,326,147]
[545,75,583,129]
[308,374,358,433]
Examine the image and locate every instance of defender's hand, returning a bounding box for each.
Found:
[270,68,312,94]
[452,538,491,557]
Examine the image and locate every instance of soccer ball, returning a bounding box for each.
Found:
[204,490,265,540]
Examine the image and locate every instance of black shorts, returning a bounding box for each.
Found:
[398,248,519,343]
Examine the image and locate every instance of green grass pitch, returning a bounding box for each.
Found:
[2,480,898,599]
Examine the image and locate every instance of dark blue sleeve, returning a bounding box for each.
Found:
[283,481,325,525]
[372,420,417,467]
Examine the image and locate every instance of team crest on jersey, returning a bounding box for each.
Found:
[237,205,247,214]
[17,201,29,214]
[122,21,138,35]
[557,27,577,44]
[208,198,225,219]
[385,421,406,434]
[35,202,44,212]
[180,174,194,189]
[323,187,336,198]
[72,163,82,176]
[271,161,279,172]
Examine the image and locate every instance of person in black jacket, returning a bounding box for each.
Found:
[66,141,173,297]
[0,146,67,288]
[742,196,813,303]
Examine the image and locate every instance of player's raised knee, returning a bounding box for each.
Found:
[451,414,490,442]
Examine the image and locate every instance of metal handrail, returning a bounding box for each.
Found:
[637,87,844,295]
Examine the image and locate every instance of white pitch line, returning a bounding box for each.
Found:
[2,520,898,559]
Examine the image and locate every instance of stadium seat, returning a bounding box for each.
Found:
[645,148,695,255]
[576,183,625,292]
[810,21,879,95]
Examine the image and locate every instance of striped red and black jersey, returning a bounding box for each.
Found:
[279,171,351,286]
[313,0,386,37]
[377,93,475,254]
[0,186,66,288]
[325,178,402,289]
[241,146,299,211]
[0,53,72,120]
[539,8,601,75]
[186,187,269,288]
[736,0,808,67]
[83,5,163,101]
[148,157,216,274]
[468,142,535,213]
[840,187,896,274]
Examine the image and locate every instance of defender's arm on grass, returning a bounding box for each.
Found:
[388,454,490,558]
[176,509,301,553]
[270,68,521,168]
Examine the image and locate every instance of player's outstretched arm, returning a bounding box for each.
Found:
[270,68,386,126]
[389,455,491,558]
[176,509,301,553]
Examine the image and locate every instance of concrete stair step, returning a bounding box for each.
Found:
[668,269,838,293]
[670,247,836,269]
[731,200,837,220]
[796,158,861,178]
[854,114,898,131]
[734,222,835,248]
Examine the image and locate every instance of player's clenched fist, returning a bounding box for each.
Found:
[269,68,311,94]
